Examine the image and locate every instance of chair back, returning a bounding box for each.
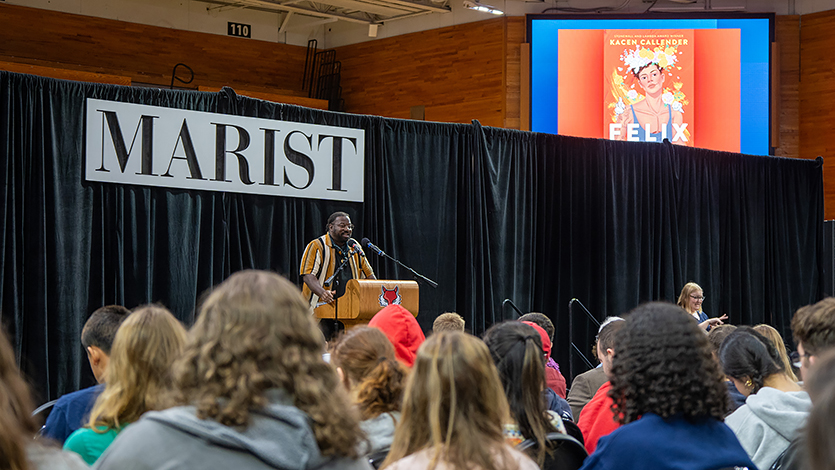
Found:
[562,419,585,446]
[517,432,587,470]
[367,449,388,469]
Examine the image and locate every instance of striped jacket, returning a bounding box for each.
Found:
[299,234,375,308]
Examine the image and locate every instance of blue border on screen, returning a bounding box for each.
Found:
[530,17,771,155]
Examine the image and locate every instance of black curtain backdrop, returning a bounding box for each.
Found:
[0,71,824,402]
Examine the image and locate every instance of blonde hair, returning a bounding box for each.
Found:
[174,270,362,458]
[382,332,514,470]
[677,282,702,313]
[87,305,187,431]
[432,312,465,333]
[754,324,799,382]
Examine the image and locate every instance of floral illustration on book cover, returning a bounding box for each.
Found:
[604,30,694,146]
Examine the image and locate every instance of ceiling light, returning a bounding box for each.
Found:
[463,0,504,15]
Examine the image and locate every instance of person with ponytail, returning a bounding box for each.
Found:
[482,321,566,466]
[719,326,810,470]
[332,326,409,455]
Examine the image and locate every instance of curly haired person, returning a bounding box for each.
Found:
[579,302,755,470]
[95,270,372,470]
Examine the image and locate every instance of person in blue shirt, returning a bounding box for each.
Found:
[579,302,757,470]
[41,305,130,443]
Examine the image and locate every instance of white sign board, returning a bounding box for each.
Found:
[85,99,365,202]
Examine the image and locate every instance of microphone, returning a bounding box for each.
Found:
[361,238,385,256]
[348,239,365,257]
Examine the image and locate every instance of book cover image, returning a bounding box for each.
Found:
[604,30,694,146]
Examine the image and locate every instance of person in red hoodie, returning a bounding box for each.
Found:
[368,304,425,367]
[519,313,567,399]
[577,317,626,454]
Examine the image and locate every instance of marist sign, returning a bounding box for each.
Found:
[84,99,365,202]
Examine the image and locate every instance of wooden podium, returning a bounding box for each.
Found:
[314,279,419,328]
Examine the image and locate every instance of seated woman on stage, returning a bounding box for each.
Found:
[676,282,727,331]
[382,331,538,470]
[94,271,371,470]
[63,305,187,465]
[579,302,755,470]
[483,321,567,467]
[720,327,810,470]
[332,326,409,455]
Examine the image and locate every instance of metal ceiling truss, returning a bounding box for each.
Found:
[201,0,448,26]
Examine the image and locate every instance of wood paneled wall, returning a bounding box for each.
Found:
[335,18,507,127]
[800,10,835,219]
[773,16,800,160]
[0,3,308,95]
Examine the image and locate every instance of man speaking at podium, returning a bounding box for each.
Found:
[300,211,376,314]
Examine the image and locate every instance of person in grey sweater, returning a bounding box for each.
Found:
[94,390,370,470]
[720,327,811,470]
[94,270,372,470]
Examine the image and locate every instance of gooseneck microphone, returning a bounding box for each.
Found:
[360,238,386,256]
[348,239,365,257]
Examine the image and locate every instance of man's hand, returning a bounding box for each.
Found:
[319,289,336,304]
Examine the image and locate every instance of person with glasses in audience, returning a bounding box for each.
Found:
[301,212,376,340]
[676,282,727,331]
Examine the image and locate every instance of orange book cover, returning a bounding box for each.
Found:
[604,30,694,146]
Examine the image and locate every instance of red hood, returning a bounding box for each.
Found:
[521,320,551,359]
[368,305,425,367]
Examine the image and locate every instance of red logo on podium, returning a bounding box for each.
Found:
[379,286,402,306]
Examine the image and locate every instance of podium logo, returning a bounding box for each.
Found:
[84,98,365,202]
[379,286,402,307]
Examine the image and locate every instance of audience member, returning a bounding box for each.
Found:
[754,323,799,382]
[381,332,538,470]
[94,270,371,470]
[719,327,809,470]
[42,305,130,444]
[579,302,755,470]
[331,326,409,455]
[567,317,621,420]
[518,313,567,399]
[805,349,835,470]
[676,282,727,331]
[0,325,88,470]
[483,321,566,466]
[773,299,835,470]
[519,320,571,418]
[368,305,425,368]
[432,312,464,333]
[576,317,625,454]
[63,305,187,465]
[791,297,835,380]
[706,324,745,413]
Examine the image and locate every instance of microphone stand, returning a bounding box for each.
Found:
[371,246,438,288]
[502,299,525,319]
[568,297,600,381]
[323,246,355,321]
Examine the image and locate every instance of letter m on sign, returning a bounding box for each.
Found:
[97,110,158,175]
